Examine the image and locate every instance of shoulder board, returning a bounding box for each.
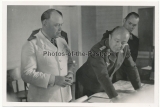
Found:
[28,35,36,41]
[28,29,40,41]
[59,35,65,39]
[99,46,106,51]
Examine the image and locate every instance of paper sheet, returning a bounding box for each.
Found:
[71,95,88,102]
[141,66,152,70]
[87,96,110,103]
[87,80,150,103]
[113,80,135,90]
[90,92,109,98]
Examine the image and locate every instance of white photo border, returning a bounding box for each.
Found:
[2,1,159,107]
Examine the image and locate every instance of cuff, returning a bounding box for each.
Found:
[48,74,55,86]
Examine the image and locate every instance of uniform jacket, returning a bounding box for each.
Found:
[102,29,139,62]
[76,38,141,99]
[28,29,69,44]
[21,30,74,102]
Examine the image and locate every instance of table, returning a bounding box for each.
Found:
[73,80,154,103]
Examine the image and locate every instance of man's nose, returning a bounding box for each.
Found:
[117,42,122,48]
[58,26,62,31]
[130,24,134,29]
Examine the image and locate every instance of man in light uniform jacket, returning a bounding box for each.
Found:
[21,9,74,102]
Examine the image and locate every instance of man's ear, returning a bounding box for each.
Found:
[123,18,126,25]
[109,34,111,40]
[42,19,47,27]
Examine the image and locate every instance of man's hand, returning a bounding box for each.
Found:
[65,72,74,84]
[55,76,72,87]
[110,95,125,103]
[135,84,145,92]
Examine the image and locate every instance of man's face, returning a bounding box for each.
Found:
[45,12,63,38]
[123,15,139,33]
[109,32,129,53]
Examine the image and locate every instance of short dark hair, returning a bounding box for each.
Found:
[125,12,139,20]
[41,9,63,22]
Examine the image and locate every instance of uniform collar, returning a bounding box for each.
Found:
[104,38,115,54]
[40,29,60,41]
[34,29,58,51]
[101,38,117,63]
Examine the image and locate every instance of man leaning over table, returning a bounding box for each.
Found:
[75,26,142,102]
[102,12,140,82]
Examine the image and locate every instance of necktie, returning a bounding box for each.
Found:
[51,38,58,48]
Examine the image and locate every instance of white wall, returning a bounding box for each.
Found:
[81,6,97,63]
[7,6,50,69]
[96,6,123,42]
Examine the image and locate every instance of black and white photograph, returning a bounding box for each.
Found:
[2,1,159,107]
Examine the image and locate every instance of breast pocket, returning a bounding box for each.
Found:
[36,47,57,65]
[36,47,46,64]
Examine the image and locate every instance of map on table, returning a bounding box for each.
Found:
[87,80,149,103]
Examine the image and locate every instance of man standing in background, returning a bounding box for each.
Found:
[21,9,74,102]
[102,12,140,81]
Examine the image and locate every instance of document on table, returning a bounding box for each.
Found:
[71,95,88,102]
[87,80,146,103]
[87,96,110,103]
[113,80,135,90]
[87,91,135,103]
[87,92,110,103]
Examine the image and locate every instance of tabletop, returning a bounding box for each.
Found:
[72,80,154,103]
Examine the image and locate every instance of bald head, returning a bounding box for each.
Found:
[109,26,130,53]
[41,9,63,22]
[49,11,63,23]
[41,9,63,38]
[111,26,130,39]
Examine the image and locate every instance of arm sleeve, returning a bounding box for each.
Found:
[123,46,141,90]
[131,38,139,62]
[135,38,139,61]
[67,47,74,73]
[90,54,118,98]
[21,41,53,88]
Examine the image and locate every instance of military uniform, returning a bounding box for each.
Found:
[75,38,141,99]
[102,29,139,81]
[21,29,74,102]
[28,29,69,44]
[102,29,139,62]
